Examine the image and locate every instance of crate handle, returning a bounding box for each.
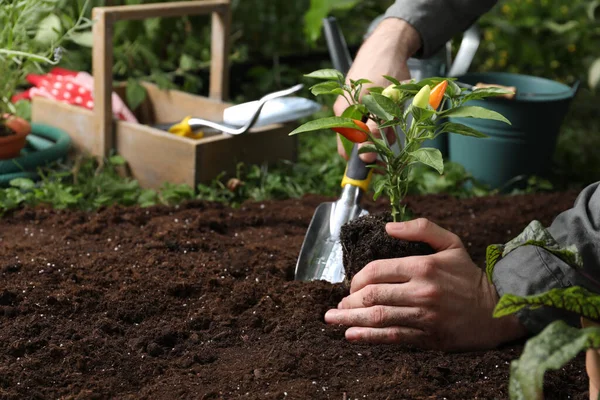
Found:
[91,0,231,157]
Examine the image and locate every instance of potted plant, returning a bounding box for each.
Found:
[486,221,600,399]
[0,0,91,160]
[290,69,513,277]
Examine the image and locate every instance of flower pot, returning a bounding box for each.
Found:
[448,72,578,189]
[581,317,600,400]
[0,116,32,160]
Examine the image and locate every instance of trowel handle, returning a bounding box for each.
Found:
[341,145,373,192]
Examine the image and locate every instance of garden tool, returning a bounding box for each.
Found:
[295,17,373,282]
[154,83,317,136]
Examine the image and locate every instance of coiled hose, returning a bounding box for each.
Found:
[0,123,71,187]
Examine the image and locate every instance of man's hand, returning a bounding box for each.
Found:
[324,218,527,351]
[334,18,421,162]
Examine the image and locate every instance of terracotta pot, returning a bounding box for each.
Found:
[0,115,32,160]
[581,317,600,400]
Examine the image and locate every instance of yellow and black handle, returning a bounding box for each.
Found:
[341,145,373,192]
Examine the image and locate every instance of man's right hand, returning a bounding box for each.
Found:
[334,17,421,162]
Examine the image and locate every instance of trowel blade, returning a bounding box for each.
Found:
[294,199,368,283]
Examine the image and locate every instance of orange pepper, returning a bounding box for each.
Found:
[332,119,369,143]
[429,80,448,110]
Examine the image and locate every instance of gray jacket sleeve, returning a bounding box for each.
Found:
[492,182,600,334]
[384,0,498,58]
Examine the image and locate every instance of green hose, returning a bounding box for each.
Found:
[0,123,71,186]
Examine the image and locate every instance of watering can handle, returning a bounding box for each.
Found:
[447,24,481,77]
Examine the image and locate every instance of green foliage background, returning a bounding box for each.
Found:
[3,0,599,212]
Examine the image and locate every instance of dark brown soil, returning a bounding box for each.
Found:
[0,191,590,399]
[0,123,14,137]
[341,213,435,281]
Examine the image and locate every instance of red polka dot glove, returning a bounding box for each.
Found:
[12,67,138,123]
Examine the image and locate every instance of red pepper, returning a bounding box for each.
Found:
[429,80,448,110]
[332,119,369,143]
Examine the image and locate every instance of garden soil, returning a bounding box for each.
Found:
[0,191,589,399]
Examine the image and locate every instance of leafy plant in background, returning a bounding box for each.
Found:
[475,0,600,87]
[290,69,512,222]
[0,0,91,126]
[485,220,600,399]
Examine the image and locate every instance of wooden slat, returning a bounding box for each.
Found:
[92,8,114,157]
[98,0,228,21]
[210,6,230,100]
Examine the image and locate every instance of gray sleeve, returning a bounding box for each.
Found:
[384,0,498,58]
[492,182,600,334]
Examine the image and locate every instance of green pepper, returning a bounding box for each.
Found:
[382,84,401,102]
[412,85,431,109]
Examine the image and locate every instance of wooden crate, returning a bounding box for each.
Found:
[31,0,297,189]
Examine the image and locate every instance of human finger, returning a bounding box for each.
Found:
[349,258,413,294]
[324,305,423,329]
[386,218,463,252]
[338,283,412,309]
[344,326,430,346]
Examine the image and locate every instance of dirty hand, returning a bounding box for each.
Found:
[334,18,421,163]
[324,218,527,351]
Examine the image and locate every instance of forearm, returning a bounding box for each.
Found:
[384,0,499,58]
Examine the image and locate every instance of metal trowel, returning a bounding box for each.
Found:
[294,17,372,282]
[294,146,373,282]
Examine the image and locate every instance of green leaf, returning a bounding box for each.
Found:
[351,78,372,86]
[304,69,344,81]
[383,75,402,86]
[503,220,583,269]
[339,135,354,159]
[410,106,435,124]
[441,106,511,125]
[109,155,126,166]
[69,31,93,47]
[440,122,488,138]
[341,104,367,120]
[509,320,600,400]
[179,54,196,71]
[463,87,515,103]
[34,14,62,44]
[543,20,579,34]
[362,93,401,121]
[9,178,35,190]
[494,286,600,320]
[310,81,343,96]
[138,189,158,207]
[368,86,384,94]
[357,144,378,155]
[409,148,444,174]
[485,244,504,283]
[126,79,147,111]
[289,117,365,135]
[372,178,386,201]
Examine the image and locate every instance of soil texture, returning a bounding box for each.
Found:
[0,190,589,399]
[340,213,435,281]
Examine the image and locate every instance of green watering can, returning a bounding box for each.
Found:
[449,72,580,189]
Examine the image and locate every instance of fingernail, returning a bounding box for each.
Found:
[386,222,404,232]
[324,309,340,323]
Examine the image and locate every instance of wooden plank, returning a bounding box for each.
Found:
[210,6,230,100]
[32,97,96,154]
[142,83,230,124]
[98,0,228,21]
[194,123,298,184]
[92,8,114,157]
[115,122,197,189]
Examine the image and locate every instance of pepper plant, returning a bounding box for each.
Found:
[290,69,513,222]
